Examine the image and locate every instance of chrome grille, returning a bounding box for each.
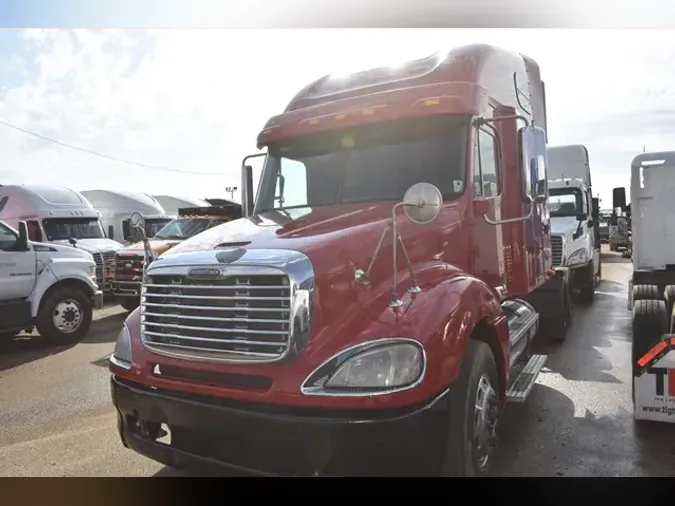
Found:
[113,253,145,293]
[141,270,293,362]
[93,250,116,291]
[551,235,563,267]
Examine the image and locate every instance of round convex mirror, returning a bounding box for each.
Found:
[402,182,443,225]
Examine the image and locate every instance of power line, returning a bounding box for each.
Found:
[0,117,225,176]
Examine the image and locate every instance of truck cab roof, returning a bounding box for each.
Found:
[257,43,547,148]
[547,145,592,188]
[0,184,99,220]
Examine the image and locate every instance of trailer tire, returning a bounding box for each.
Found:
[441,340,499,477]
[631,299,667,379]
[35,286,93,345]
[664,285,675,328]
[120,298,139,312]
[633,284,661,303]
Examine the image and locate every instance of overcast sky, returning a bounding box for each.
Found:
[0,28,671,206]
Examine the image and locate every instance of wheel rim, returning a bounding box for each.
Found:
[474,373,499,470]
[52,299,83,334]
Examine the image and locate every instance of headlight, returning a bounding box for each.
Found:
[302,339,425,396]
[110,325,132,369]
[567,247,588,267]
[87,265,96,278]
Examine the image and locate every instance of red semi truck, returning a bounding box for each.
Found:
[109,43,572,476]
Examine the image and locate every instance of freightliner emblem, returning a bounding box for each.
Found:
[187,267,223,278]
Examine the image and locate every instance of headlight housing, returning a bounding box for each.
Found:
[301,338,425,396]
[87,265,97,279]
[110,325,132,370]
[567,247,588,267]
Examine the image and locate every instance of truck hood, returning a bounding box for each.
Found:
[52,238,123,253]
[550,216,581,238]
[32,241,95,263]
[121,239,183,256]
[162,203,460,329]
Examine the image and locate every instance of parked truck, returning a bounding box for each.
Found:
[81,190,173,245]
[109,44,572,476]
[546,145,601,303]
[0,185,124,293]
[112,204,242,311]
[153,195,211,218]
[0,220,103,343]
[625,151,675,422]
[609,187,631,252]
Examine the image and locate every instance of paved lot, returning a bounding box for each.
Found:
[1,246,674,476]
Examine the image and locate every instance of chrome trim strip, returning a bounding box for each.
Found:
[109,354,132,370]
[300,337,426,397]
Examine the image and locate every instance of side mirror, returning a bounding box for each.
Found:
[613,187,626,210]
[591,197,600,220]
[241,153,267,218]
[518,125,548,204]
[576,213,586,221]
[129,212,146,243]
[16,221,29,251]
[68,238,78,247]
[402,182,443,225]
[108,225,114,239]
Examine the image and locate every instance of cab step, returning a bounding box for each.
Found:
[506,354,547,403]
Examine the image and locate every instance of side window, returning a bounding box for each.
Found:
[473,128,501,198]
[27,220,42,242]
[0,223,18,251]
[276,158,308,208]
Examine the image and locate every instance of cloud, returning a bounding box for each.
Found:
[0,28,674,205]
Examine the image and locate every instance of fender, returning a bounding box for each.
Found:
[116,260,509,411]
[30,259,98,317]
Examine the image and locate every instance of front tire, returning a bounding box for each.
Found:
[35,286,93,344]
[441,340,499,477]
[577,262,596,305]
[120,298,140,312]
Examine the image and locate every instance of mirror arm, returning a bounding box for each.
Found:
[483,195,535,225]
[473,114,530,128]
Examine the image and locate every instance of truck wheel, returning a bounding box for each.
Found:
[550,282,573,343]
[35,286,93,345]
[633,284,661,302]
[578,262,595,305]
[663,285,675,326]
[631,299,668,405]
[120,298,140,312]
[441,340,499,477]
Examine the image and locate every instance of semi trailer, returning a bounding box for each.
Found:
[110,43,572,476]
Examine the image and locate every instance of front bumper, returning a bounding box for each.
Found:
[112,281,141,297]
[111,375,450,476]
[94,290,104,310]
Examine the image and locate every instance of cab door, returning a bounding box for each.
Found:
[0,222,36,300]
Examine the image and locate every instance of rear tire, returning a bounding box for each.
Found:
[631,299,668,404]
[663,285,675,327]
[35,286,93,345]
[633,284,661,302]
[120,298,140,312]
[441,340,499,477]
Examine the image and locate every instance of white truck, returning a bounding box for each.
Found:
[0,185,124,293]
[81,190,173,245]
[626,151,675,423]
[152,195,211,218]
[0,220,103,343]
[546,145,601,304]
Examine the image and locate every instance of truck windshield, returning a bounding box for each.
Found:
[255,115,469,213]
[145,218,172,238]
[42,217,105,241]
[548,189,583,217]
[154,218,213,240]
